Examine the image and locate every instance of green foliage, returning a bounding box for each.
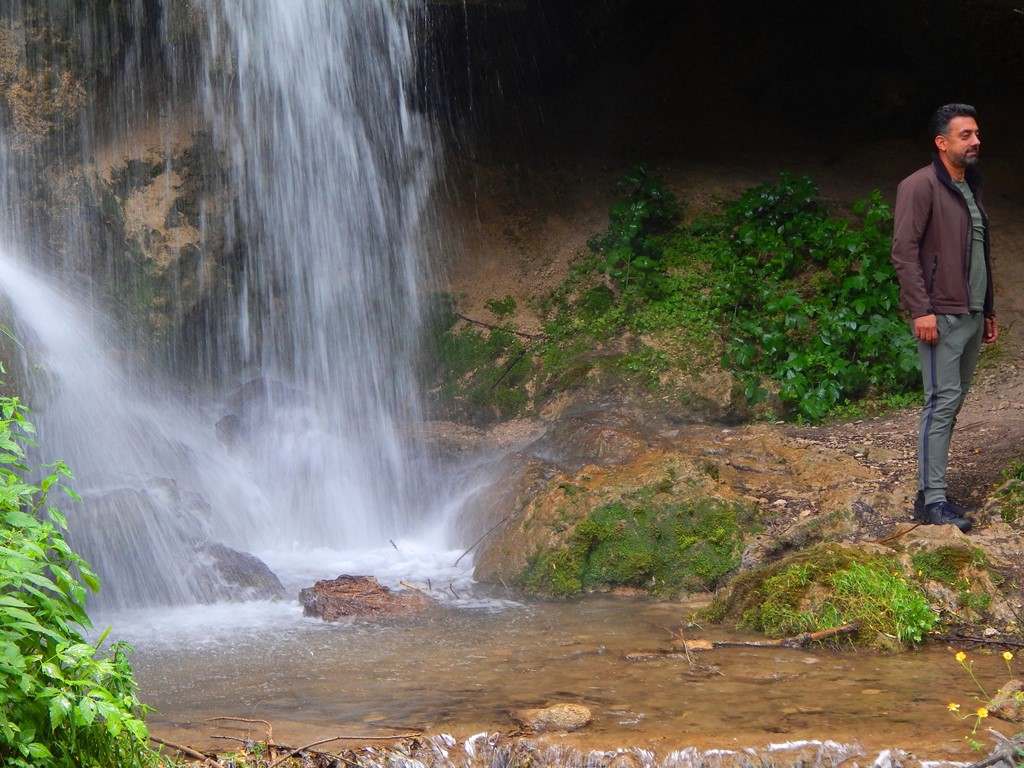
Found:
[713,545,937,646]
[0,386,154,767]
[484,296,517,319]
[519,496,752,598]
[708,175,918,420]
[995,458,1024,526]
[587,165,681,299]
[430,169,917,423]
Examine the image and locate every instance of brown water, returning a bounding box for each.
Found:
[121,596,1008,760]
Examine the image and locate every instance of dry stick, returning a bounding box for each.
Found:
[268,733,420,768]
[873,522,923,545]
[399,579,431,595]
[487,346,531,393]
[454,312,546,340]
[626,623,860,660]
[204,715,275,760]
[934,634,1024,649]
[453,515,511,567]
[149,735,225,768]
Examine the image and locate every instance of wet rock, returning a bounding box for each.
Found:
[525,409,653,472]
[511,703,592,733]
[299,575,432,620]
[68,481,285,609]
[988,679,1024,723]
[197,542,285,600]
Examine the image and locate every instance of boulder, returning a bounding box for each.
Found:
[988,679,1024,723]
[197,542,286,600]
[299,575,432,620]
[511,703,592,733]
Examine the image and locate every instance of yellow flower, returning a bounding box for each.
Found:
[947,702,960,712]
[955,651,967,663]
[1003,651,1014,662]
[976,707,988,719]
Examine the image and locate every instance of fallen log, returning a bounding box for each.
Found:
[626,623,859,661]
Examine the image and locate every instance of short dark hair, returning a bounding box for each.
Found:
[929,103,978,141]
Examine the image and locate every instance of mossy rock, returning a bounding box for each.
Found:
[705,544,938,647]
[518,497,755,598]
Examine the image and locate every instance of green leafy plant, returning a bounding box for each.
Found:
[0,383,154,767]
[995,458,1024,525]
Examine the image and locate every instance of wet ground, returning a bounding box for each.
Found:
[112,586,1008,761]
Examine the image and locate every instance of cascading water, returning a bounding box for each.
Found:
[193,1,438,546]
[0,1,462,612]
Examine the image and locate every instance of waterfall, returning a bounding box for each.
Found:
[193,0,438,545]
[0,1,446,610]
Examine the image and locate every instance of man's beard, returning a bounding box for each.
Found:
[960,149,980,167]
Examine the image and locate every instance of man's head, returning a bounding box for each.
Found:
[930,103,981,169]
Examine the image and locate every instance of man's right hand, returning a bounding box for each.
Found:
[914,313,939,344]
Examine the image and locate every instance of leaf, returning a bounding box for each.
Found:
[74,696,97,726]
[49,695,72,728]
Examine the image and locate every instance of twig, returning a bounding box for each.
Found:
[204,715,274,759]
[390,539,399,551]
[934,634,1024,649]
[487,347,530,393]
[453,515,511,566]
[454,312,546,340]
[268,733,420,768]
[150,735,225,767]
[448,582,461,599]
[873,523,922,544]
[627,623,859,660]
[399,579,431,595]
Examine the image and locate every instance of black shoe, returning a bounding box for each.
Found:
[922,500,973,533]
[915,491,971,520]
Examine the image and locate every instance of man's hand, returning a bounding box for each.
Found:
[984,316,998,344]
[914,314,939,344]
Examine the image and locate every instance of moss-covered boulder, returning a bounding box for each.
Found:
[706,544,938,647]
[518,495,755,598]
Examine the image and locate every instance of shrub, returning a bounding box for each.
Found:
[0,386,154,767]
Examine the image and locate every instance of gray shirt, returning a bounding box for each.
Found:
[952,179,987,312]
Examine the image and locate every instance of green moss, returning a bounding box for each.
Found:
[518,497,753,598]
[995,458,1024,526]
[708,544,937,647]
[911,546,986,585]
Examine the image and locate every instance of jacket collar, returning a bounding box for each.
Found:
[932,155,982,193]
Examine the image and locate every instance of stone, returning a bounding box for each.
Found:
[511,703,592,733]
[299,575,432,621]
[988,679,1024,723]
[197,542,285,600]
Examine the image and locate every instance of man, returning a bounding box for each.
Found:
[891,103,997,533]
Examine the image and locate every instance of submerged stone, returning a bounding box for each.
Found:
[299,575,432,621]
[512,703,592,733]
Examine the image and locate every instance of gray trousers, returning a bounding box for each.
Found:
[918,312,984,505]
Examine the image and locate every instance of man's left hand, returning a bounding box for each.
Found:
[984,316,998,344]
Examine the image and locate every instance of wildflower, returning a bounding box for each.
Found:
[976,707,988,719]
[955,651,967,663]
[1003,651,1014,662]
[947,702,960,712]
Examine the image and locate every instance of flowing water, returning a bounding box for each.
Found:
[0,0,454,610]
[127,598,981,761]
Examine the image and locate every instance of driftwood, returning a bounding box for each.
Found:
[626,623,859,661]
[267,733,420,768]
[150,735,225,767]
[963,729,1024,768]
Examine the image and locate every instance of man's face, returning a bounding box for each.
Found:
[935,116,981,168]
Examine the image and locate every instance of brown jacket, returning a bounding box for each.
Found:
[891,158,994,318]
